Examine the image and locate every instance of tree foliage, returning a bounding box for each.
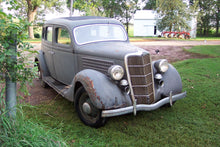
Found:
[155,0,191,32]
[0,3,38,105]
[10,0,64,39]
[143,0,156,10]
[196,0,220,36]
[68,0,139,33]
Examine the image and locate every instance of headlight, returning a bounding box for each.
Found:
[108,65,124,80]
[155,59,169,73]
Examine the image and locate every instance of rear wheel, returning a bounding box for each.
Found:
[75,87,106,128]
[37,62,48,88]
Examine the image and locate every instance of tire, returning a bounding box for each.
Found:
[185,34,190,39]
[37,62,48,88]
[75,87,106,128]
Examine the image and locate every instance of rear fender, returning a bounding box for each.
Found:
[73,69,132,110]
[36,50,50,77]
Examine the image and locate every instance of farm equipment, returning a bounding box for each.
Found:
[161,31,190,39]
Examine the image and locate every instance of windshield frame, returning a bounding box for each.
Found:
[73,24,128,45]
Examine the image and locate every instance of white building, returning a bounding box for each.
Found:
[133,10,161,37]
[133,10,197,38]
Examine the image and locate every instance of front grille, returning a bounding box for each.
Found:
[126,52,155,104]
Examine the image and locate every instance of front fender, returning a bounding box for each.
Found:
[73,69,132,110]
[152,61,183,101]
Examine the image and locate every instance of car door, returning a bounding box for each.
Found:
[42,26,57,79]
[52,26,77,85]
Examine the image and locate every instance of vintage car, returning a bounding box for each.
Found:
[36,16,186,128]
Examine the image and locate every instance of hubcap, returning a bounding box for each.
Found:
[82,102,92,114]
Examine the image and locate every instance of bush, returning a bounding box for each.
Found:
[34,33,40,38]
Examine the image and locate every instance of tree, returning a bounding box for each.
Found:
[116,0,139,33]
[215,0,220,35]
[143,0,156,10]
[195,0,219,36]
[0,3,37,119]
[68,0,139,34]
[11,0,64,39]
[156,0,191,32]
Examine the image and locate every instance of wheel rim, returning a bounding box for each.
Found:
[78,92,100,124]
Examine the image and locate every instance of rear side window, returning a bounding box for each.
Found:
[46,27,53,42]
[56,28,71,45]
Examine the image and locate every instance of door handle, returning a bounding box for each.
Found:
[48,51,55,55]
[51,51,55,55]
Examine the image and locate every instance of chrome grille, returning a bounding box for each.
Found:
[126,52,155,104]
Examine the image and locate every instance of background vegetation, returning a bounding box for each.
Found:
[1,0,219,38]
[0,3,66,146]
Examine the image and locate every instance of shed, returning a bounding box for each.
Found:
[133,10,197,38]
[133,10,161,36]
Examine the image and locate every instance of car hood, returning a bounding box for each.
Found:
[75,41,148,60]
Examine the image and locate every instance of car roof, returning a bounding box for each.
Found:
[44,16,122,29]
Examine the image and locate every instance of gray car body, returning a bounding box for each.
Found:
[37,16,185,116]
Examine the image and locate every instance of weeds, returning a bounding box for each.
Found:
[0,103,67,147]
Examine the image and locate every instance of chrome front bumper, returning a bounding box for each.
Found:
[102,92,186,117]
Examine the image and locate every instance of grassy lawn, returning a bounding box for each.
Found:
[24,38,41,43]
[20,45,220,146]
[185,45,220,57]
[192,37,220,41]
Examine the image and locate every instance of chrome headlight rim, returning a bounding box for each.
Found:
[159,59,169,73]
[108,65,124,81]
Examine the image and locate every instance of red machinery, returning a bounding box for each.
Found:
[161,31,190,39]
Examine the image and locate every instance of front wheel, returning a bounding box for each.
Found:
[75,87,106,128]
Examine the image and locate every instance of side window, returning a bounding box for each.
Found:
[46,27,53,42]
[56,27,71,45]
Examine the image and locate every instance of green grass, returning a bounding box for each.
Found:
[192,37,220,41]
[24,38,41,43]
[128,24,134,37]
[185,45,220,57]
[0,106,67,146]
[20,45,220,146]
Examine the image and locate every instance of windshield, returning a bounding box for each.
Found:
[73,24,127,45]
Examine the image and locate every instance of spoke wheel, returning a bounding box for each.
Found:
[75,87,106,128]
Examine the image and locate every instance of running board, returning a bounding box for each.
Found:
[43,76,71,97]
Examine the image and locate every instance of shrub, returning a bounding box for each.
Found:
[34,33,40,38]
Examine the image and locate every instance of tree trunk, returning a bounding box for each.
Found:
[169,24,172,32]
[125,9,129,34]
[27,0,38,39]
[28,11,37,39]
[216,8,220,35]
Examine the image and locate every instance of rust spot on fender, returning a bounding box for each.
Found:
[77,75,105,108]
